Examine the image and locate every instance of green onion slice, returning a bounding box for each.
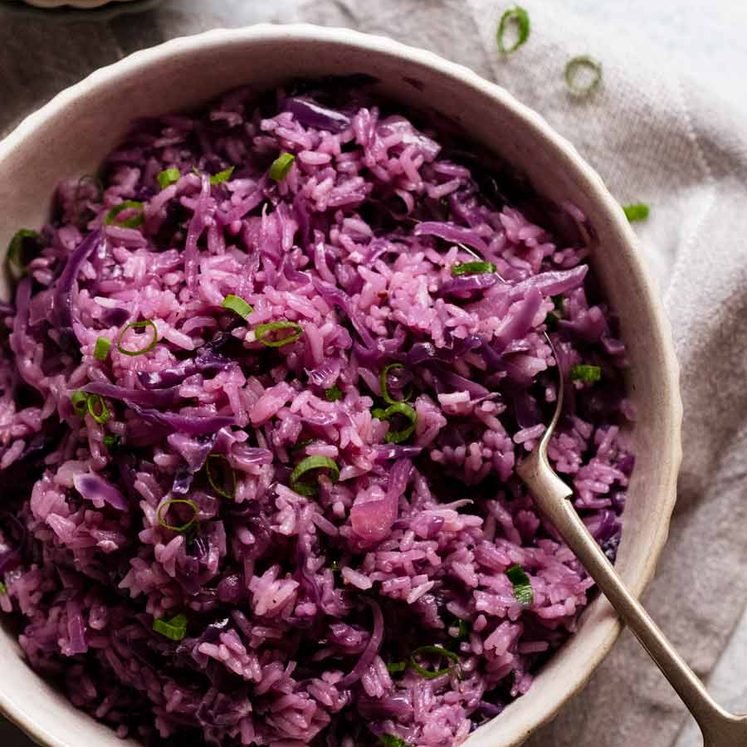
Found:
[206,454,237,500]
[570,364,602,384]
[222,294,253,319]
[157,498,200,533]
[372,402,417,444]
[153,613,188,641]
[210,166,235,186]
[565,55,603,96]
[71,391,89,417]
[452,261,496,277]
[116,320,158,357]
[506,564,534,605]
[93,336,111,362]
[379,735,408,747]
[6,229,40,275]
[254,321,303,348]
[380,363,412,405]
[269,152,295,182]
[386,661,407,674]
[497,6,531,55]
[409,644,460,680]
[86,394,110,425]
[324,386,343,402]
[104,200,145,229]
[290,456,340,496]
[103,434,120,449]
[0,581,7,595]
[157,168,181,189]
[622,203,650,222]
[451,618,469,640]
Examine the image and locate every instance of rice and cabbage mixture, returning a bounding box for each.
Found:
[0,83,633,747]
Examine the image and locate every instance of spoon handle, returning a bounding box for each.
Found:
[520,459,735,741]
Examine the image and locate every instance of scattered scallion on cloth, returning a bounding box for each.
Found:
[496,6,531,56]
[325,385,343,402]
[116,320,159,357]
[409,644,460,680]
[93,336,112,362]
[380,363,412,405]
[104,200,145,229]
[6,229,40,276]
[157,168,181,189]
[210,166,235,186]
[570,363,602,383]
[506,564,534,606]
[222,294,253,319]
[451,261,496,277]
[157,498,200,534]
[205,454,237,500]
[269,152,295,182]
[622,203,650,222]
[372,402,417,444]
[290,456,340,496]
[565,55,603,96]
[152,613,188,641]
[254,320,303,347]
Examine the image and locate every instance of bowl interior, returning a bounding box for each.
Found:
[0,25,680,747]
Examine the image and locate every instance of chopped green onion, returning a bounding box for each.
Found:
[496,6,531,55]
[0,582,6,595]
[329,559,341,573]
[157,498,200,533]
[93,336,111,362]
[290,456,340,497]
[324,386,343,402]
[565,55,603,96]
[570,364,602,384]
[386,661,407,674]
[103,434,120,449]
[451,618,469,640]
[269,152,295,182]
[222,294,253,319]
[104,200,145,229]
[6,229,40,275]
[206,454,236,500]
[255,321,303,348]
[380,363,412,405]
[153,613,188,641]
[451,261,496,277]
[506,564,534,606]
[210,166,235,186]
[86,394,110,425]
[71,391,89,417]
[157,168,181,189]
[622,203,650,222]
[379,735,408,747]
[409,644,460,680]
[116,320,158,357]
[372,402,417,444]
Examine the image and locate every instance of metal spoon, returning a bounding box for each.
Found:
[517,333,747,746]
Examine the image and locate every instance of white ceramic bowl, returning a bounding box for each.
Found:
[21,0,135,9]
[0,24,682,747]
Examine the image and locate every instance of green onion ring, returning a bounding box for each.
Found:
[157,498,200,533]
[210,166,235,185]
[116,320,159,357]
[157,168,181,189]
[451,261,496,277]
[104,200,145,229]
[206,454,237,500]
[622,203,650,222]
[93,336,112,362]
[570,363,602,384]
[409,644,460,680]
[565,55,603,96]
[372,402,417,444]
[222,294,253,319]
[269,152,296,182]
[6,229,40,275]
[86,394,110,425]
[254,320,303,348]
[290,456,340,496]
[379,363,412,405]
[152,613,188,641]
[496,6,531,56]
[70,391,89,417]
[506,564,534,605]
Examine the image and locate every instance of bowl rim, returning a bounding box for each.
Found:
[0,22,683,747]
